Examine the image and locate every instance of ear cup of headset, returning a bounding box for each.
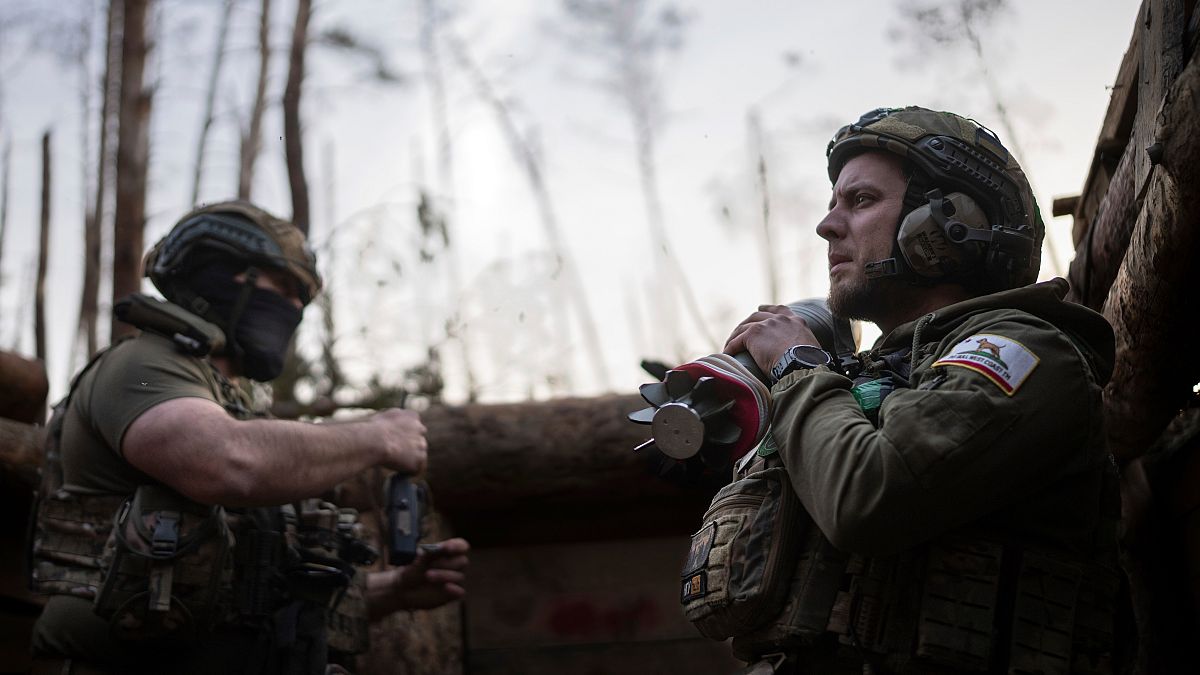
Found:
[895,191,990,280]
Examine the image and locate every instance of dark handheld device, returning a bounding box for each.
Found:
[385,474,425,565]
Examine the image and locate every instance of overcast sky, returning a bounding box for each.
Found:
[0,0,1140,403]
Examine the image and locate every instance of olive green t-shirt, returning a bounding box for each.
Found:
[59,331,250,496]
[32,331,253,666]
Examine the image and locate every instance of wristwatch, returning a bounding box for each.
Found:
[769,344,833,384]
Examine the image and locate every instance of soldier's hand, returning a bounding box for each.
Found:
[723,304,821,375]
[388,538,470,610]
[373,408,428,474]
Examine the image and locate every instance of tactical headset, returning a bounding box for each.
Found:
[826,107,1043,293]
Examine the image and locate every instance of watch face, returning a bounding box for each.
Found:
[770,344,831,384]
[791,345,832,368]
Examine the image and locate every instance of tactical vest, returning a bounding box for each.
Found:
[29,295,372,666]
[681,350,1121,675]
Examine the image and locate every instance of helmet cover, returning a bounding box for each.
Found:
[144,201,322,304]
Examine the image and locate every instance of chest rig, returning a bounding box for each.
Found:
[29,295,373,667]
[682,348,1120,675]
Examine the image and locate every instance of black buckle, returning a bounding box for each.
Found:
[152,512,180,557]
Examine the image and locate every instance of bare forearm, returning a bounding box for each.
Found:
[220,417,384,506]
[123,398,425,508]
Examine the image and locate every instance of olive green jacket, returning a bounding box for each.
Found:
[769,278,1114,557]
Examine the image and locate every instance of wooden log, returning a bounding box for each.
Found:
[0,351,48,423]
[1066,139,1137,311]
[419,394,717,545]
[1133,0,1186,200]
[1103,43,1200,461]
[1071,7,1141,246]
[0,418,41,490]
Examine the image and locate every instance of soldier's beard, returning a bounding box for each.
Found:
[828,272,901,324]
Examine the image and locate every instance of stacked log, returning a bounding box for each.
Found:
[0,351,48,424]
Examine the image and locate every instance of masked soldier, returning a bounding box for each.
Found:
[717,108,1118,673]
[30,201,468,674]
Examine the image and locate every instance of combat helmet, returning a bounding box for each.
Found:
[826,106,1043,292]
[144,200,322,311]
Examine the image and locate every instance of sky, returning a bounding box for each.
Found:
[0,0,1141,404]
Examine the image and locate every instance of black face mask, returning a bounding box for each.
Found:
[231,287,303,381]
[188,264,303,381]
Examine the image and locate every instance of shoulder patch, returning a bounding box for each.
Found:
[932,333,1039,396]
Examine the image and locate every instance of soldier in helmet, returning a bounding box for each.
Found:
[720,108,1119,673]
[30,201,469,674]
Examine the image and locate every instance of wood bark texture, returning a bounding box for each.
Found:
[0,351,48,423]
[417,394,716,545]
[1104,43,1200,461]
[112,0,152,341]
[1067,139,1137,311]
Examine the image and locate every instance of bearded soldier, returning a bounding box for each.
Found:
[30,201,468,674]
[715,108,1118,674]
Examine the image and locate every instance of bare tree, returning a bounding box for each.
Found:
[316,138,343,399]
[559,0,715,357]
[238,0,270,200]
[445,33,612,390]
[190,0,236,206]
[112,0,154,340]
[418,0,479,401]
[79,0,122,357]
[746,108,779,303]
[36,131,52,363]
[283,0,311,234]
[889,0,1063,274]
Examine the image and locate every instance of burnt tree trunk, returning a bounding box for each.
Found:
[238,0,271,201]
[111,0,153,341]
[35,132,51,365]
[283,0,311,235]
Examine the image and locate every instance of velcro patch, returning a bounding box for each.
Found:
[683,523,715,576]
[681,571,707,604]
[932,333,1039,396]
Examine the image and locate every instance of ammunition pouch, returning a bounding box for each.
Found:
[682,459,1119,673]
[710,527,1119,674]
[282,500,374,655]
[681,460,803,639]
[29,396,125,600]
[30,489,125,599]
[93,484,235,641]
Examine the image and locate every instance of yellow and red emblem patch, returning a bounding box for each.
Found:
[933,333,1039,396]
